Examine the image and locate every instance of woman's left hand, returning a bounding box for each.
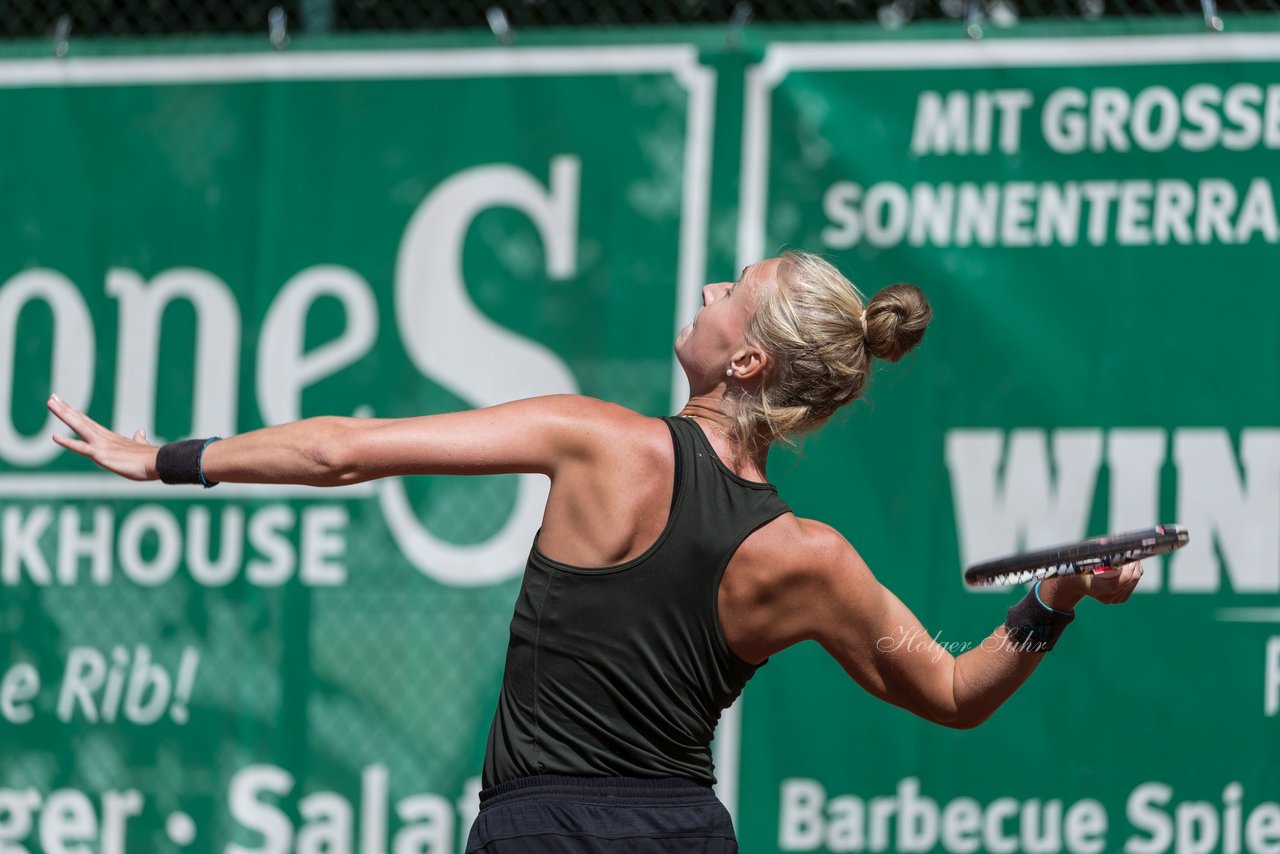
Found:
[47,394,158,481]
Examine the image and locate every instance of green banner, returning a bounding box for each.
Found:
[0,47,712,854]
[1,30,1278,854]
[737,34,1280,854]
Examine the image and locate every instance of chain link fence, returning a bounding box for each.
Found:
[8,0,1280,41]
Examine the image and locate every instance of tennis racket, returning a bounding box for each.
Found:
[963,524,1189,588]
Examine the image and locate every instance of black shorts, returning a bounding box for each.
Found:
[465,775,739,853]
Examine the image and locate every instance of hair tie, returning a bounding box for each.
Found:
[860,311,869,338]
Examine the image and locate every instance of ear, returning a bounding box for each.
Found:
[728,346,769,384]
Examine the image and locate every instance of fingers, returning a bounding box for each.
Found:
[1114,560,1144,603]
[1090,560,1144,604]
[51,431,93,457]
[47,396,158,481]
[47,394,102,440]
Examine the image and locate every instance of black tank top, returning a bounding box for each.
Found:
[482,415,791,787]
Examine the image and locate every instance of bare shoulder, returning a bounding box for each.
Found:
[534,394,653,427]
[754,517,886,623]
[745,515,871,585]
[535,395,672,458]
[496,394,655,447]
[513,393,637,424]
[722,515,880,660]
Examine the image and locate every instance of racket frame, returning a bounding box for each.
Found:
[963,524,1189,588]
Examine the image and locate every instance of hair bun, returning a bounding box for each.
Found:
[863,283,931,363]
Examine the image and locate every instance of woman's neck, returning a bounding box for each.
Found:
[676,397,771,480]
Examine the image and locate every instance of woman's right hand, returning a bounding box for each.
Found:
[1040,561,1145,611]
[48,394,158,481]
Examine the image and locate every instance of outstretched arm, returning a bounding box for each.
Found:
[46,393,614,487]
[801,524,1142,729]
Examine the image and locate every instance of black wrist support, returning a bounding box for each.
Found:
[1004,585,1074,653]
[156,438,220,487]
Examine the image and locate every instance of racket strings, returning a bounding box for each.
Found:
[972,547,1150,587]
[979,564,1075,587]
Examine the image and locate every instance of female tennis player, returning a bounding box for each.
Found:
[47,251,1142,852]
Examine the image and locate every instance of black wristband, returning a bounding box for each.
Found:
[156,438,221,487]
[1004,582,1074,653]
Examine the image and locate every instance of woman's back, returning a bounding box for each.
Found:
[532,402,681,570]
[483,415,791,787]
[532,401,808,662]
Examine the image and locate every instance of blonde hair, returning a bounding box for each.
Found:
[731,251,931,455]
